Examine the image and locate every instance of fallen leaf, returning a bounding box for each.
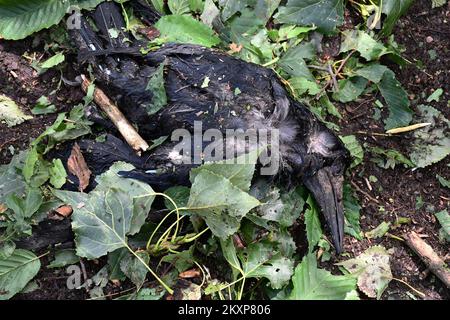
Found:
[67,143,92,191]
[55,205,73,217]
[0,203,7,214]
[229,43,243,53]
[337,246,393,299]
[179,268,201,279]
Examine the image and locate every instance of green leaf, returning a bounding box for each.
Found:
[365,221,391,239]
[377,69,412,130]
[305,195,322,252]
[220,238,294,290]
[0,249,41,300]
[120,251,150,287]
[168,0,190,15]
[381,0,414,36]
[135,287,165,300]
[0,241,15,259]
[200,0,220,27]
[161,246,195,273]
[278,42,315,80]
[426,88,444,102]
[94,162,156,235]
[434,210,450,239]
[150,0,165,13]
[242,248,294,290]
[47,249,79,268]
[190,150,259,192]
[219,0,246,21]
[332,77,368,103]
[0,153,27,208]
[289,78,321,96]
[339,135,364,168]
[39,52,65,70]
[187,170,260,238]
[343,183,362,240]
[5,187,43,219]
[409,105,450,168]
[369,146,414,169]
[49,159,67,188]
[145,61,167,116]
[155,14,221,47]
[431,0,447,8]
[164,186,191,211]
[275,0,344,34]
[337,246,392,299]
[31,96,57,115]
[0,0,68,40]
[53,164,156,258]
[437,175,450,189]
[288,253,357,300]
[340,30,388,61]
[107,248,127,281]
[355,64,389,83]
[0,95,33,127]
[254,0,281,24]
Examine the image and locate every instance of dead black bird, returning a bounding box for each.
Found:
[67,1,350,253]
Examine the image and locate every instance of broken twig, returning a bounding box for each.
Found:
[404,231,450,288]
[81,75,149,153]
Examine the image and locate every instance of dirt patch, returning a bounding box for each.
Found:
[331,0,450,300]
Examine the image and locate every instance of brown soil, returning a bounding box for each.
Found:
[1,0,449,300]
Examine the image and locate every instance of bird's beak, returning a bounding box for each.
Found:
[304,167,345,254]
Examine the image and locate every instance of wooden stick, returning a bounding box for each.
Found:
[404,231,450,288]
[80,74,149,153]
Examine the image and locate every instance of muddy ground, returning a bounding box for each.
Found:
[0,0,448,300]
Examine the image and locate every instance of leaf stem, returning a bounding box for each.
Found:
[126,243,174,295]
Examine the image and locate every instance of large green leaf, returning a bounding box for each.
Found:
[120,251,150,287]
[0,249,41,300]
[0,0,68,40]
[332,77,368,103]
[278,42,315,80]
[275,0,344,34]
[340,30,388,61]
[53,163,156,258]
[187,170,260,238]
[377,69,412,130]
[155,14,221,47]
[409,105,450,168]
[220,238,294,290]
[381,0,414,36]
[288,253,357,300]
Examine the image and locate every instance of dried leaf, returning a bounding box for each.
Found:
[179,268,201,279]
[67,143,92,192]
[55,205,73,218]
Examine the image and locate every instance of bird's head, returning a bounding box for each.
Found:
[284,110,350,254]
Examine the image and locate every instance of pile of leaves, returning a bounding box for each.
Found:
[1,0,449,300]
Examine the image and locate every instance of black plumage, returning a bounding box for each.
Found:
[67,2,350,253]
